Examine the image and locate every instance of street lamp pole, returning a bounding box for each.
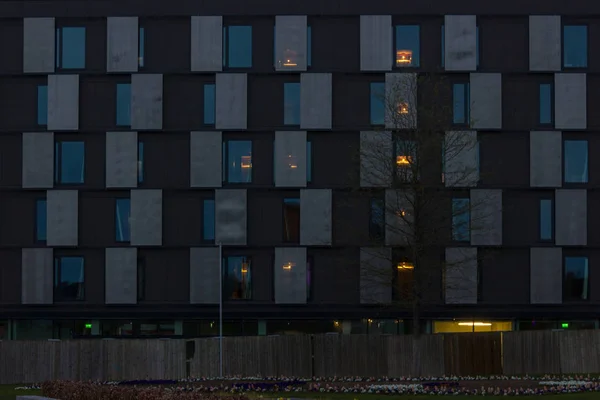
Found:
[218,242,223,378]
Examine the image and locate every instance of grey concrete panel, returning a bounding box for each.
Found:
[529,16,561,72]
[444,131,478,187]
[130,189,163,246]
[274,247,307,304]
[360,15,392,71]
[444,15,477,71]
[190,131,222,188]
[21,248,53,305]
[23,18,55,73]
[105,247,137,304]
[470,189,502,246]
[359,247,392,304]
[190,247,220,304]
[555,73,587,130]
[300,73,332,130]
[215,189,247,245]
[131,74,163,130]
[556,189,587,246]
[47,190,78,247]
[530,247,562,304]
[107,17,139,73]
[22,132,54,189]
[48,74,79,131]
[300,189,332,246]
[275,131,307,187]
[385,189,413,246]
[470,73,502,130]
[360,131,393,187]
[530,131,562,187]
[275,16,307,71]
[106,131,138,188]
[216,73,247,130]
[445,247,477,304]
[191,16,223,72]
[385,73,417,130]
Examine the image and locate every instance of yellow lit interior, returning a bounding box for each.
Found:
[241,262,249,274]
[397,262,414,270]
[396,155,411,166]
[282,262,295,270]
[241,155,252,168]
[288,154,297,169]
[433,321,513,333]
[282,49,298,67]
[395,209,407,217]
[396,50,413,66]
[398,103,409,114]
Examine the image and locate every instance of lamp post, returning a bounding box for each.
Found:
[218,242,223,378]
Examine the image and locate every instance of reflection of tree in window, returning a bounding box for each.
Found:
[564,256,588,301]
[452,198,470,242]
[283,198,300,243]
[54,256,85,301]
[224,257,252,300]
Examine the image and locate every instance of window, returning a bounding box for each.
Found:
[116,83,131,126]
[56,27,86,69]
[222,140,252,183]
[36,199,47,242]
[138,141,144,183]
[284,82,301,125]
[307,141,312,183]
[539,83,554,125]
[369,198,385,241]
[307,256,313,301]
[307,26,312,67]
[54,256,85,301]
[37,85,48,126]
[563,25,587,68]
[370,82,385,125]
[115,198,131,242]
[564,256,589,301]
[540,199,553,241]
[452,198,470,242]
[204,83,216,125]
[223,25,252,68]
[283,198,300,243]
[395,139,416,182]
[274,26,312,68]
[452,83,470,125]
[138,27,145,68]
[442,26,479,67]
[203,199,215,241]
[223,256,252,300]
[393,258,415,302]
[137,257,146,301]
[564,140,588,183]
[54,141,85,184]
[394,25,420,67]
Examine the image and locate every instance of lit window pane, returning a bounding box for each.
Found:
[395,25,420,67]
[370,82,385,125]
[61,27,86,69]
[564,140,588,183]
[563,25,588,68]
[284,82,300,125]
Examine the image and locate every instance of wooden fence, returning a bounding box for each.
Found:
[2,331,600,384]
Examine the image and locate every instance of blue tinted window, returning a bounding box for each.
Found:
[55,141,85,184]
[540,199,553,240]
[37,85,48,125]
[36,199,47,241]
[224,26,252,68]
[452,198,470,242]
[395,25,420,67]
[307,26,312,67]
[370,82,385,125]
[203,199,215,241]
[441,26,479,67]
[284,82,301,125]
[115,198,131,242]
[223,256,252,300]
[116,83,131,126]
[563,25,588,68]
[370,198,385,240]
[59,27,86,69]
[138,142,144,183]
[224,140,252,183]
[54,256,85,301]
[564,257,589,301]
[139,27,145,67]
[453,83,470,124]
[307,141,312,183]
[564,140,588,183]
[539,83,553,124]
[204,83,215,125]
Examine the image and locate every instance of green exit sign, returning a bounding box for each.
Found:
[561,323,569,329]
[85,323,92,329]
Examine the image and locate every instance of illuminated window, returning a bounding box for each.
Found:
[394,25,420,67]
[398,102,409,115]
[433,321,512,333]
[393,256,415,302]
[222,140,252,183]
[223,256,252,300]
[394,139,416,182]
[274,26,311,69]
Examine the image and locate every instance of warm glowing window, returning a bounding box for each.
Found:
[223,256,252,300]
[433,321,512,333]
[394,25,420,67]
[222,140,252,183]
[396,155,411,166]
[398,102,409,114]
[397,261,414,270]
[287,154,298,169]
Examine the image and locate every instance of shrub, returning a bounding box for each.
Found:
[42,381,250,400]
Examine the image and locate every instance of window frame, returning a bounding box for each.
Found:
[223,24,253,69]
[563,139,589,184]
[282,197,301,243]
[54,139,86,185]
[393,24,421,69]
[563,255,590,302]
[53,255,85,302]
[35,198,47,243]
[538,81,554,126]
[222,139,253,184]
[222,255,253,300]
[55,25,87,70]
[562,24,588,70]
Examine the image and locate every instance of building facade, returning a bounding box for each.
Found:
[0,0,598,339]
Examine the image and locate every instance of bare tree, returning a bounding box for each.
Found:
[358,72,500,372]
